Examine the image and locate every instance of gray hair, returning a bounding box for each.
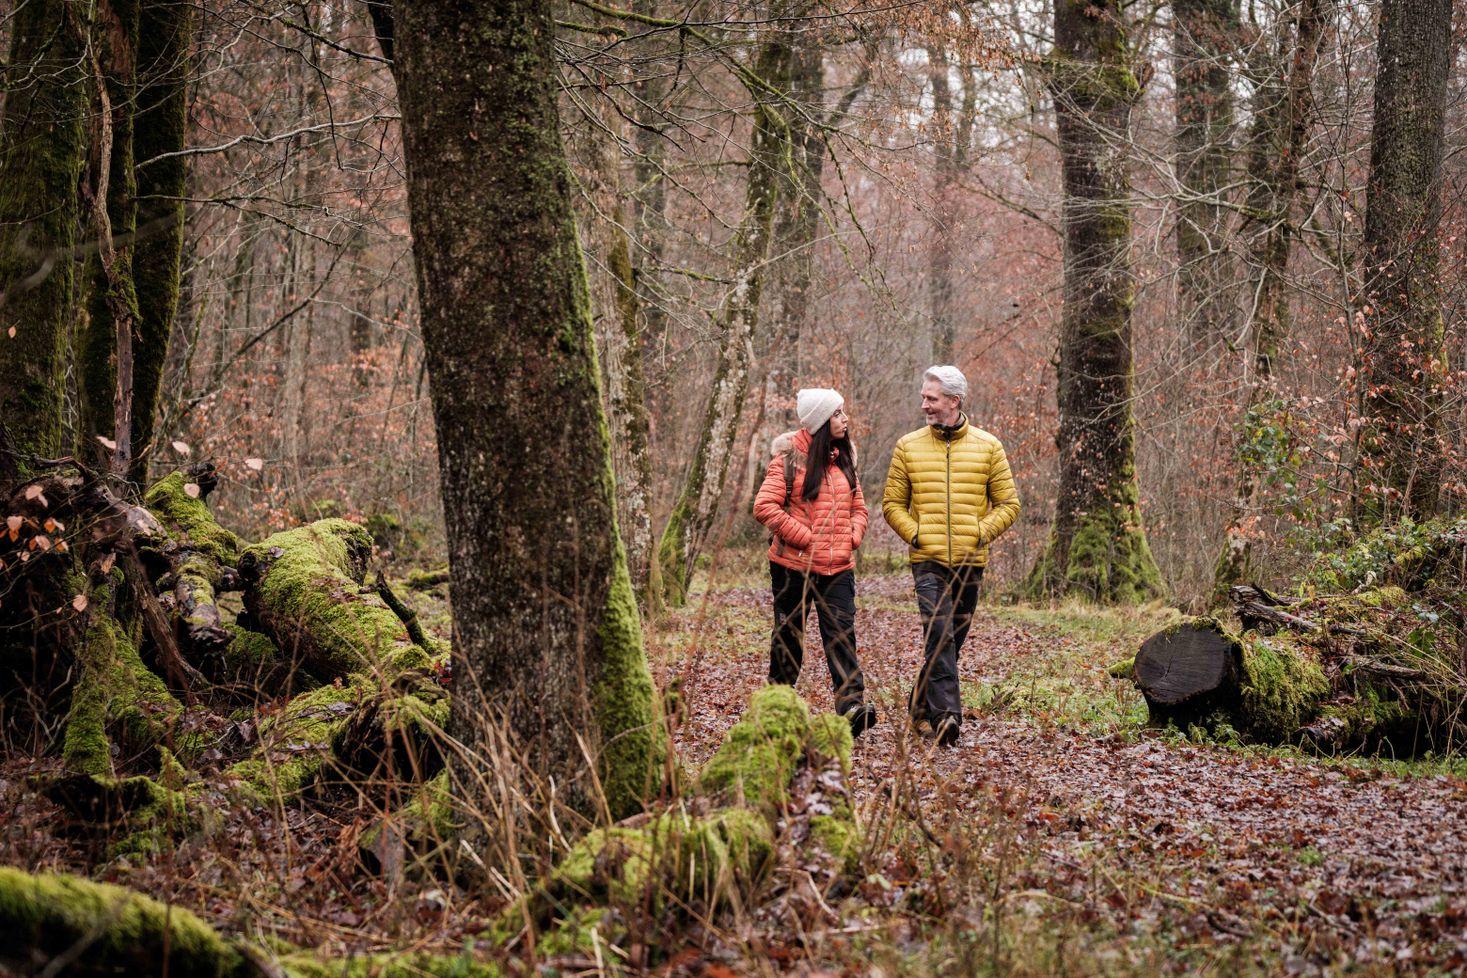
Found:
[923,365,968,403]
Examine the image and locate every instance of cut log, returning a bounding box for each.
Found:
[1133,619,1244,721]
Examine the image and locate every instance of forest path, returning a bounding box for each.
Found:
[656,571,1467,970]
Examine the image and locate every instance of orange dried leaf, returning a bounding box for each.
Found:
[72,594,88,612]
[100,552,116,574]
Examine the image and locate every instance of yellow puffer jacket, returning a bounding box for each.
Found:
[881,416,1021,568]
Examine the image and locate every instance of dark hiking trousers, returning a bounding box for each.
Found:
[910,561,984,730]
[768,562,866,713]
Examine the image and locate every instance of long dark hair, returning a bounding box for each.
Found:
[802,420,857,501]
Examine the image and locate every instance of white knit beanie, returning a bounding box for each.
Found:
[796,388,844,433]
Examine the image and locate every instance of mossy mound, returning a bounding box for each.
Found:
[0,866,247,978]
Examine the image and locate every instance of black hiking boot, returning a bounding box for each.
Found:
[933,714,961,748]
[844,702,879,738]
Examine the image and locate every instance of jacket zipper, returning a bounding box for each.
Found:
[945,434,953,566]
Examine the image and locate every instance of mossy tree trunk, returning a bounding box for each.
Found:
[1212,0,1334,599]
[385,0,665,822]
[1026,0,1164,604]
[1172,0,1239,347]
[655,19,796,606]
[573,11,657,600]
[128,0,194,485]
[1354,0,1452,523]
[0,0,88,483]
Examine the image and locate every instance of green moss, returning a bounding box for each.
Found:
[699,685,811,809]
[225,623,282,667]
[1239,634,1330,742]
[809,814,861,876]
[144,472,241,563]
[1107,656,1136,679]
[62,581,180,778]
[1025,478,1165,604]
[591,542,667,820]
[806,712,854,773]
[0,867,246,977]
[241,520,426,680]
[228,681,367,800]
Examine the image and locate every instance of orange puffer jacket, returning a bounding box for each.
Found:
[753,429,869,576]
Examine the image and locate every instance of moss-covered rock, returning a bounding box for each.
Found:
[699,685,812,809]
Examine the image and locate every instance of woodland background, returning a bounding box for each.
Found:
[19,0,1458,605]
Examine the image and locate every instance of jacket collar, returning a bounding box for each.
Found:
[930,412,969,442]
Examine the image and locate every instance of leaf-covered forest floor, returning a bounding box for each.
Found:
[661,568,1467,977]
[5,558,1467,976]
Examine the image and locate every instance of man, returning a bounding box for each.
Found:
[883,365,1021,747]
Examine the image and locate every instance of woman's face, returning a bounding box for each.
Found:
[828,406,849,439]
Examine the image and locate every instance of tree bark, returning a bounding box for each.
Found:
[1026,0,1164,604]
[128,0,193,484]
[1172,0,1239,347]
[0,0,88,482]
[1212,0,1334,599]
[386,0,665,823]
[80,0,142,477]
[655,23,795,606]
[745,34,825,514]
[1354,0,1453,523]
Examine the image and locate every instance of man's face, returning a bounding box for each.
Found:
[921,379,961,426]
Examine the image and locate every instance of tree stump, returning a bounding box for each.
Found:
[1133,619,1244,725]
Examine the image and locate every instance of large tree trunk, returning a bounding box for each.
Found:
[1026,0,1164,604]
[1354,0,1453,523]
[655,24,795,606]
[1212,0,1334,599]
[387,0,665,823]
[1172,0,1238,347]
[0,1,88,482]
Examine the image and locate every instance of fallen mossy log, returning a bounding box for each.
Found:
[238,519,436,682]
[143,465,241,663]
[1130,583,1464,752]
[0,865,506,978]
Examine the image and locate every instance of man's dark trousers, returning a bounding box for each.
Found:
[768,562,865,713]
[911,561,984,728]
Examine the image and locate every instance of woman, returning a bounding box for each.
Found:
[753,388,877,736]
